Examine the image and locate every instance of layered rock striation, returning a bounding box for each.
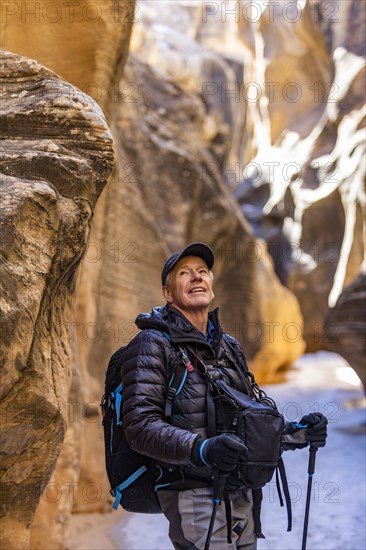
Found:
[0,51,113,549]
[233,0,365,351]
[0,0,364,546]
[0,0,135,116]
[324,272,366,390]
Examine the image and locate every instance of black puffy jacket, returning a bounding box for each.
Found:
[121,305,252,484]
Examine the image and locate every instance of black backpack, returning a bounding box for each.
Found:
[100,338,187,513]
[101,345,161,513]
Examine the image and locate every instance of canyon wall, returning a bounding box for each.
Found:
[0,51,114,548]
[127,0,365,354]
[233,0,365,351]
[0,0,364,547]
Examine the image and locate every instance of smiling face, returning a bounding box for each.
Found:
[162,255,215,315]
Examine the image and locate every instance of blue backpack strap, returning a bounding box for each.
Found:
[111,383,123,425]
[164,345,192,419]
[111,465,147,510]
[165,364,188,419]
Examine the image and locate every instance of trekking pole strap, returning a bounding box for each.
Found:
[277,457,292,532]
[204,471,230,550]
[204,501,218,550]
[252,489,265,538]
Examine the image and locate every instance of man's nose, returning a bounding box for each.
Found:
[191,270,203,280]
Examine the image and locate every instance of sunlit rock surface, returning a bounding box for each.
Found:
[233,0,365,353]
[0,0,135,116]
[0,51,113,549]
[324,272,366,391]
[1,0,364,544]
[128,0,365,367]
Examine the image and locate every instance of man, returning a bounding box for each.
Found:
[121,242,327,550]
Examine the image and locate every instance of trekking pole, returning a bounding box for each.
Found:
[204,471,228,550]
[301,445,318,550]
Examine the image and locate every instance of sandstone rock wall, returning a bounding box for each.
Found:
[233,0,365,351]
[1,0,364,547]
[0,51,113,549]
[0,0,135,116]
[324,272,366,390]
[127,0,364,361]
[1,2,135,543]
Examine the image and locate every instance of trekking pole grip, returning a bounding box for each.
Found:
[213,469,229,503]
[308,445,318,476]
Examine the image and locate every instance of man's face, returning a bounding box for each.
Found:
[163,255,214,314]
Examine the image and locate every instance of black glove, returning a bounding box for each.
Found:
[191,434,248,471]
[282,421,308,450]
[299,412,328,448]
[282,412,328,451]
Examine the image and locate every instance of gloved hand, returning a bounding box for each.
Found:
[282,412,328,451]
[298,412,328,448]
[282,421,308,450]
[191,434,248,471]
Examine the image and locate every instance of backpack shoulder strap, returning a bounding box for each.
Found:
[222,334,268,401]
[162,335,192,420]
[221,335,257,396]
[222,333,249,372]
[178,345,218,438]
[164,358,187,419]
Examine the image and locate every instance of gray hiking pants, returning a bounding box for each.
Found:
[157,486,257,550]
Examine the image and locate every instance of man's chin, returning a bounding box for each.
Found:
[187,296,213,308]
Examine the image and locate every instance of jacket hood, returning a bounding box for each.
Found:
[135,305,223,350]
[135,306,168,333]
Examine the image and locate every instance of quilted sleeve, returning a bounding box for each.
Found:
[121,330,199,465]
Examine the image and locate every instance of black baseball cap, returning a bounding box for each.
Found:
[161,242,215,286]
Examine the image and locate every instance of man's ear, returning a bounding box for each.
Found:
[163,286,173,303]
